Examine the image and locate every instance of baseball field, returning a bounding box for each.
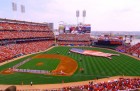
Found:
[0,46,140,85]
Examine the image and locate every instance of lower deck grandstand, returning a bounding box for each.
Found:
[57,33,91,46]
[0,40,54,63]
[0,18,55,63]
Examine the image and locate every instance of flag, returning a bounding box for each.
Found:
[70,48,119,59]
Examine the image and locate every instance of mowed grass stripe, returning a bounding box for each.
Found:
[85,56,93,75]
[88,57,96,75]
[117,60,137,75]
[125,58,140,75]
[92,57,99,75]
[100,60,112,76]
[99,58,113,76]
[114,56,137,75]
[105,59,119,76]
[111,60,124,75]
[98,59,111,76]
[94,58,103,76]
[120,59,138,75]
[82,58,88,74]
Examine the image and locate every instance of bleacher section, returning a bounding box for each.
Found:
[116,44,131,53]
[126,43,140,54]
[0,19,55,63]
[116,43,140,57]
[57,33,91,46]
[61,78,140,91]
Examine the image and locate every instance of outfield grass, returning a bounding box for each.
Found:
[0,46,140,85]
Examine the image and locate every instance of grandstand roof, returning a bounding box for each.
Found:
[0,18,48,26]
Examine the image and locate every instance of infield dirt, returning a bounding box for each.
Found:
[33,54,78,76]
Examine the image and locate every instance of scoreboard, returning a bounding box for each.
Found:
[59,24,91,34]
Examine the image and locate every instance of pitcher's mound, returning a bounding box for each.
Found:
[36,62,44,66]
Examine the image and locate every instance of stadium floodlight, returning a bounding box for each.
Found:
[76,10,79,17]
[12,2,17,11]
[76,10,79,25]
[21,5,25,13]
[83,10,86,24]
[83,10,86,17]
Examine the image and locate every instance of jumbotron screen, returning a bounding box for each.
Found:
[59,24,91,34]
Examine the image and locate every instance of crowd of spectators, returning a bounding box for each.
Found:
[0,22,50,31]
[0,19,55,63]
[0,41,54,63]
[116,43,140,58]
[0,22,54,39]
[0,30,54,39]
[57,34,91,46]
[58,34,90,41]
[9,78,139,91]
[116,44,131,53]
[135,49,140,57]
[57,41,91,46]
[126,43,140,54]
[60,78,140,91]
[116,46,127,53]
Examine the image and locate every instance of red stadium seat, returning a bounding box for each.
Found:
[0,19,55,63]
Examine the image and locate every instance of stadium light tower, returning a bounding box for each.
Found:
[83,10,86,24]
[76,10,79,25]
[11,0,26,20]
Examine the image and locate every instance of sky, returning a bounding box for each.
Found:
[0,0,140,31]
